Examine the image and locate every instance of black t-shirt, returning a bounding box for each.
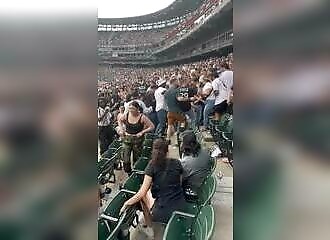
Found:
[145,159,184,204]
[144,90,156,111]
[177,87,197,112]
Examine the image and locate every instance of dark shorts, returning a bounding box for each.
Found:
[214,100,228,114]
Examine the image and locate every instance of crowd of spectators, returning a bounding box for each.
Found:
[98,53,233,237]
[165,0,221,41]
[98,27,173,47]
[98,0,225,48]
[98,53,233,126]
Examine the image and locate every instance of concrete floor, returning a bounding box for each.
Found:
[99,131,233,240]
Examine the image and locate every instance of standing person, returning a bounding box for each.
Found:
[177,79,197,129]
[154,78,168,137]
[98,99,115,155]
[117,101,155,174]
[121,138,186,239]
[201,70,216,130]
[191,80,205,129]
[213,63,233,120]
[144,82,158,130]
[164,78,186,144]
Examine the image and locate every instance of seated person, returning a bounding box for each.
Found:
[180,130,213,192]
[121,139,186,238]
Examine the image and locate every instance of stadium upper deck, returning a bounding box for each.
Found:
[98,0,203,25]
[98,0,232,64]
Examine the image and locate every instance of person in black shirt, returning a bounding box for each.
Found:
[121,138,186,237]
[144,82,158,129]
[177,79,198,128]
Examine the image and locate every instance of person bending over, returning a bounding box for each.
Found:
[117,101,154,174]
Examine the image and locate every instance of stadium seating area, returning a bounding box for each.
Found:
[98,27,174,47]
[98,130,218,240]
[98,0,223,48]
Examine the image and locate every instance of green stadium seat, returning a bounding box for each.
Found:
[121,172,144,193]
[97,155,117,183]
[109,139,122,150]
[163,205,215,240]
[143,138,153,147]
[132,156,150,172]
[183,174,217,215]
[99,190,138,240]
[140,147,152,158]
[210,157,217,175]
[145,133,156,140]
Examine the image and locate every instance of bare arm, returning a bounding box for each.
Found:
[141,115,155,134]
[117,114,126,135]
[121,175,152,212]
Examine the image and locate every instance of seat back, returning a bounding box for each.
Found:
[140,146,152,158]
[143,138,153,148]
[98,219,111,240]
[197,174,217,206]
[193,205,215,240]
[132,156,150,172]
[122,172,144,193]
[99,190,138,240]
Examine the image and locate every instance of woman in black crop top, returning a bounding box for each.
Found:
[117,101,154,174]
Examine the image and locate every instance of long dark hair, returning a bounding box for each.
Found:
[129,101,143,113]
[151,138,169,169]
[181,131,201,157]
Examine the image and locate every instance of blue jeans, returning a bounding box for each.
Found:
[194,104,204,128]
[156,109,167,136]
[203,99,215,127]
[147,111,158,133]
[185,109,195,129]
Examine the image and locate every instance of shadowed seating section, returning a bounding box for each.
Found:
[163,204,215,240]
[183,174,217,215]
[98,190,139,240]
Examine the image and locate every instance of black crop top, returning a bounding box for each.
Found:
[125,113,144,135]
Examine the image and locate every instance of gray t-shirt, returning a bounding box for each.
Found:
[164,87,182,113]
[181,149,213,190]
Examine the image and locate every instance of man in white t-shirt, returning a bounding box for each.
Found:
[213,63,233,120]
[154,78,168,137]
[201,72,216,130]
[98,98,114,154]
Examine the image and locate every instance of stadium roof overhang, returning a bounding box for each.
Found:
[98,0,203,24]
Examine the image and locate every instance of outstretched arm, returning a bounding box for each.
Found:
[120,175,152,212]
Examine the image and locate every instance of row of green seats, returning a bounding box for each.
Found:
[163,174,217,239]
[98,136,155,240]
[183,174,217,215]
[163,204,215,240]
[98,190,139,240]
[210,114,233,158]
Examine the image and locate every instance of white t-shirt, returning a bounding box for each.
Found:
[154,87,168,112]
[202,82,215,100]
[214,70,233,105]
[124,100,152,114]
[98,106,112,126]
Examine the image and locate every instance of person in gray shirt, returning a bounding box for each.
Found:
[180,131,213,191]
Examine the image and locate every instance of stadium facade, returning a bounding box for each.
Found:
[98,0,233,79]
